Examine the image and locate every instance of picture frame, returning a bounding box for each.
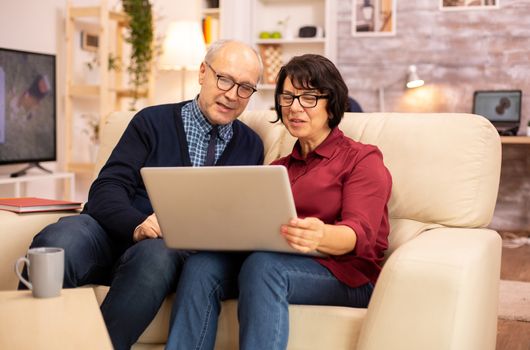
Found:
[80,31,99,52]
[351,0,396,37]
[440,0,499,11]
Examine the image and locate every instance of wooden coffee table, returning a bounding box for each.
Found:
[0,288,113,349]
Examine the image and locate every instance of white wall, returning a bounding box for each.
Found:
[0,0,66,197]
[0,0,201,199]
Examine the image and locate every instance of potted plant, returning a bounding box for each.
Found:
[122,0,155,110]
[277,16,291,39]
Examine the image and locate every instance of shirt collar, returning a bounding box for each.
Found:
[190,97,233,141]
[291,127,344,160]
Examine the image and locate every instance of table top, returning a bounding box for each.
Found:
[0,288,113,349]
[501,136,530,144]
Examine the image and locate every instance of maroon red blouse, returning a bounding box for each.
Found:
[271,127,392,288]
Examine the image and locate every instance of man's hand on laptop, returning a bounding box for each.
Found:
[133,213,163,242]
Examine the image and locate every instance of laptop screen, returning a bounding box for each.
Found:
[472,90,522,124]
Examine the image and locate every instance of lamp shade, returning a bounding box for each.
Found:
[406,65,424,89]
[159,21,206,70]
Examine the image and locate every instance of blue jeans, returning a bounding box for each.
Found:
[166,252,373,350]
[19,214,190,350]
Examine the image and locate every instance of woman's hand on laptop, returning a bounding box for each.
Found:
[281,217,358,256]
[133,213,163,242]
[280,217,325,253]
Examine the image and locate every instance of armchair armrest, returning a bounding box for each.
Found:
[358,227,501,350]
[0,210,77,290]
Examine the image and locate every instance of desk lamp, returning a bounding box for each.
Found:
[378,64,425,112]
[406,65,424,89]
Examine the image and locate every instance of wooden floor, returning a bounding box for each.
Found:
[496,233,530,350]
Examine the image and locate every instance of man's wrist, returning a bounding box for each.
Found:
[133,224,142,242]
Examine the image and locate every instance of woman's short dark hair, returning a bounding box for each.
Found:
[273,54,349,128]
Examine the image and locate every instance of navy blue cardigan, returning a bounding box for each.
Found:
[83,102,264,244]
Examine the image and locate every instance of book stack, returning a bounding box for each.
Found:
[202,15,219,45]
[0,197,82,213]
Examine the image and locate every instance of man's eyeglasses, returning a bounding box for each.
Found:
[277,93,329,108]
[205,62,257,99]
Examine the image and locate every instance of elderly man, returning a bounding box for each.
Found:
[20,40,263,350]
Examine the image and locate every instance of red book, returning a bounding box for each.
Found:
[0,197,82,213]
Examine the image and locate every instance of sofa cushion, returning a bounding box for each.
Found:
[94,111,136,178]
[239,111,501,230]
[96,110,501,256]
[387,218,442,257]
[96,110,288,174]
[336,113,500,229]
[0,210,77,290]
[236,110,289,164]
[94,286,366,349]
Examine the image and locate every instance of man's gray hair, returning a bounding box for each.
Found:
[204,39,263,83]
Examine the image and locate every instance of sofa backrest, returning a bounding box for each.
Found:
[239,111,502,254]
[96,110,502,255]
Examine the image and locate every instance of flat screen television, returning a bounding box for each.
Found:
[0,47,56,177]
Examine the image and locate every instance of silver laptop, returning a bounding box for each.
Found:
[141,165,321,256]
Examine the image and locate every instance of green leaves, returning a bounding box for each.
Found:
[122,0,154,110]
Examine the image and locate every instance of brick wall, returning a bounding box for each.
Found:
[336,0,530,230]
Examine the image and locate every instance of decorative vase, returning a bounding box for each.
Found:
[283,25,294,40]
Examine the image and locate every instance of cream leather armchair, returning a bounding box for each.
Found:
[0,110,502,350]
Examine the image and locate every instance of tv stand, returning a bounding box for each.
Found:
[10,163,53,178]
[0,172,75,200]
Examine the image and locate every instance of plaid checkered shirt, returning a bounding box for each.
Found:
[181,98,233,167]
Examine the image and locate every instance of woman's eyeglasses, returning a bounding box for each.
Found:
[277,93,329,108]
[205,62,257,99]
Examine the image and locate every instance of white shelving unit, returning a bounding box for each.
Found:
[249,0,337,110]
[0,172,75,200]
[201,1,222,45]
[202,8,220,16]
[199,0,337,110]
[255,38,326,45]
[64,0,154,175]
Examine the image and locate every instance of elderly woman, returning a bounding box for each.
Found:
[166,54,392,350]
